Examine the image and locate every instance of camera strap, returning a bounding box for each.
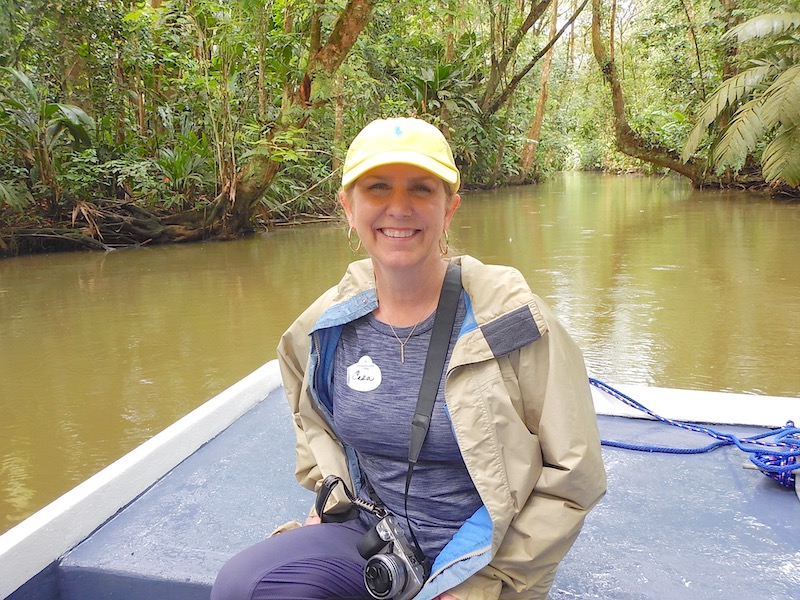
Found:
[408,263,462,467]
[316,474,385,523]
[404,262,462,570]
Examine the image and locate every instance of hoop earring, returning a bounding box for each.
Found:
[439,229,450,256]
[347,227,362,253]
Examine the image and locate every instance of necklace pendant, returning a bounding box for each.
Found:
[400,345,406,363]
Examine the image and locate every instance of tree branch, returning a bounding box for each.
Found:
[590,0,703,181]
[485,0,589,115]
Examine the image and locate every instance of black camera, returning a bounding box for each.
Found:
[357,514,427,600]
[315,475,427,600]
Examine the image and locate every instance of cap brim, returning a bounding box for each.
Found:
[342,150,460,191]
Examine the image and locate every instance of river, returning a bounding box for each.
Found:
[1,172,798,533]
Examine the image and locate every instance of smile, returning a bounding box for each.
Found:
[380,228,417,239]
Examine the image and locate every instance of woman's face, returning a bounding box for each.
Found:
[340,163,460,275]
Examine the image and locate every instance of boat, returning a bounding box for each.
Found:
[1,360,798,600]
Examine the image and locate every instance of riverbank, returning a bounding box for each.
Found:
[2,172,797,259]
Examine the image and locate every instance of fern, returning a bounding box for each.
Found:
[683,11,800,187]
[0,179,33,210]
[760,64,800,127]
[681,65,773,160]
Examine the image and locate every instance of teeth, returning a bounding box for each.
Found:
[382,229,414,239]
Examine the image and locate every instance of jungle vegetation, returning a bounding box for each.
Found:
[0,0,798,255]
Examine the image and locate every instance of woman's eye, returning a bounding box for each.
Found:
[411,184,433,194]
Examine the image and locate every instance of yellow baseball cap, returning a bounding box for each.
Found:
[341,117,460,192]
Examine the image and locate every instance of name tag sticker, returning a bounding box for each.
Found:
[346,355,382,392]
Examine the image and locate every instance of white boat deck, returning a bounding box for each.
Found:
[3,363,799,599]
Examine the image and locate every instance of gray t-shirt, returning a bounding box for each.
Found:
[332,297,483,561]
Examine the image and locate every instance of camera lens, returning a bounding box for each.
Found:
[364,555,406,599]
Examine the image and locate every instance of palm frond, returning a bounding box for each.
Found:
[760,64,800,128]
[55,103,95,147]
[711,98,767,172]
[762,125,800,187]
[56,103,95,130]
[724,12,800,44]
[0,179,34,210]
[682,65,773,160]
[0,67,39,104]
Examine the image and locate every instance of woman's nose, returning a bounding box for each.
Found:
[385,189,413,216]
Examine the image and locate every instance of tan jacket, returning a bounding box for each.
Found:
[277,255,607,599]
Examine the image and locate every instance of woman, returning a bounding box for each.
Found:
[211,117,606,600]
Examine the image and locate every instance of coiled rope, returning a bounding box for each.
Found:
[589,378,800,489]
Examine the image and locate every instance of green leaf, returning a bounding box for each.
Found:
[760,64,800,128]
[0,67,39,104]
[0,97,27,111]
[56,103,93,127]
[724,13,800,44]
[682,65,773,160]
[762,125,800,187]
[0,179,33,210]
[712,98,767,172]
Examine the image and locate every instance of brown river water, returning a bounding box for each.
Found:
[1,172,799,533]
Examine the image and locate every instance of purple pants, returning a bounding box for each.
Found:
[210,520,372,600]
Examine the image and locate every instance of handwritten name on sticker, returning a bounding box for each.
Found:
[347,355,382,392]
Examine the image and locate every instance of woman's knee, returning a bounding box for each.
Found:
[210,552,256,600]
[210,523,369,600]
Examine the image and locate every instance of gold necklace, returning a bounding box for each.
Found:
[376,286,438,364]
[387,319,422,364]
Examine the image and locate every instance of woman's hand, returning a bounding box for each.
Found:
[433,594,459,600]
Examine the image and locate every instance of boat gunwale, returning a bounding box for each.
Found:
[0,360,283,599]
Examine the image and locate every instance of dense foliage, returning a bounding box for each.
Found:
[0,0,796,255]
[682,11,800,186]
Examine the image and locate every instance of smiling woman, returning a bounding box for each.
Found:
[338,119,462,323]
[210,117,607,600]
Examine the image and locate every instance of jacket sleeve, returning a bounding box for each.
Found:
[276,310,321,493]
[448,304,607,599]
[276,293,355,513]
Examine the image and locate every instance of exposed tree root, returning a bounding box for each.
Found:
[0,200,245,257]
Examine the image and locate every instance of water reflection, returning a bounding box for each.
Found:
[455,173,800,395]
[1,173,798,532]
[0,226,355,532]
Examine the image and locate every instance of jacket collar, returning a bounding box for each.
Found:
[314,256,549,365]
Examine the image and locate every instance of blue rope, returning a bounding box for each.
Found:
[590,378,800,489]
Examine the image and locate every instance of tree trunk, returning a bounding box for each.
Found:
[256,3,269,122]
[490,99,513,187]
[680,0,706,100]
[717,0,741,80]
[333,71,345,176]
[590,0,703,182]
[439,2,456,138]
[206,0,376,236]
[516,0,558,183]
[481,1,551,112]
[306,0,375,75]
